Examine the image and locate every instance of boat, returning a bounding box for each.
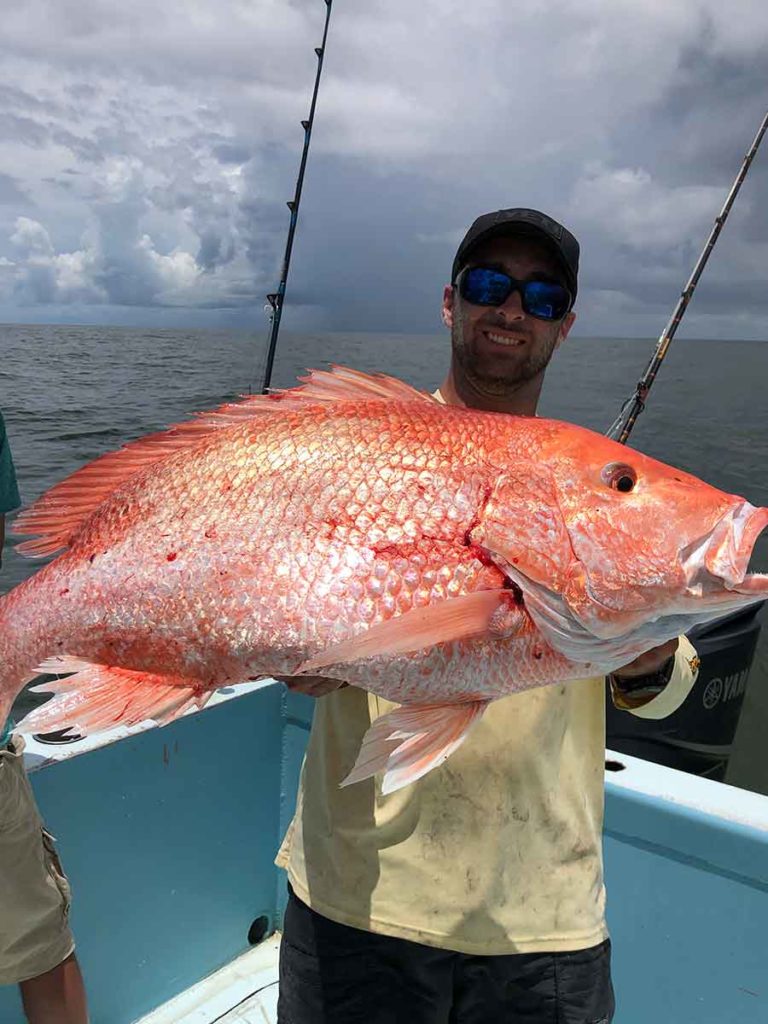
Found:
[1,9,765,1015]
[0,680,766,1023]
[607,603,765,780]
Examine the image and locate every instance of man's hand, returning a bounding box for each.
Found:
[273,674,348,697]
[611,639,679,680]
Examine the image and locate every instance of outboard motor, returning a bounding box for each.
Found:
[606,602,765,780]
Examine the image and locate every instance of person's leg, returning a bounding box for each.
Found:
[19,951,89,1024]
[452,939,615,1023]
[0,736,88,1023]
[278,884,455,1024]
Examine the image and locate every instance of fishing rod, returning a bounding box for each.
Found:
[607,110,768,445]
[259,0,333,394]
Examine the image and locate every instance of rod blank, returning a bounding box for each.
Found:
[607,111,768,445]
[259,0,334,395]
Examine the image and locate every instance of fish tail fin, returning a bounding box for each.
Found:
[18,656,213,736]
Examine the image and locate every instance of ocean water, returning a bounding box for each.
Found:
[2,323,767,792]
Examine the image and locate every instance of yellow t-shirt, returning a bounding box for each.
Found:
[276,637,699,955]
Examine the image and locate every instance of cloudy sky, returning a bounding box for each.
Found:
[0,0,766,338]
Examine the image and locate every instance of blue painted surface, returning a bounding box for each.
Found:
[0,686,284,1024]
[604,782,768,1023]
[2,686,766,1024]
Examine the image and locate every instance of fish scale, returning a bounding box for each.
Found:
[1,365,766,793]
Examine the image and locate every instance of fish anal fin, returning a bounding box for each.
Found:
[341,700,489,794]
[298,589,511,674]
[19,657,212,735]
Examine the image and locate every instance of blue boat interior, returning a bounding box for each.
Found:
[0,682,766,1023]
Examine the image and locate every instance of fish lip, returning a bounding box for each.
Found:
[697,502,768,591]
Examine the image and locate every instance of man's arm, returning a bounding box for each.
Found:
[274,674,348,696]
[608,636,700,718]
[276,639,702,709]
[0,412,21,557]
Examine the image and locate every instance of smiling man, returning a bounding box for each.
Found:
[276,209,699,1024]
[439,209,579,414]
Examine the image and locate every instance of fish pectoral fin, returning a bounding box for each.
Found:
[20,656,212,735]
[341,699,489,794]
[297,589,510,674]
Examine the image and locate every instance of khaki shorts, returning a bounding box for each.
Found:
[0,735,75,985]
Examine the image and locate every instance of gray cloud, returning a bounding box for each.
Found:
[0,173,27,205]
[0,0,766,338]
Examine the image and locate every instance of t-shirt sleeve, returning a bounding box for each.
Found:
[611,635,700,720]
[0,413,21,514]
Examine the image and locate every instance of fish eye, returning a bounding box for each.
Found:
[602,463,637,493]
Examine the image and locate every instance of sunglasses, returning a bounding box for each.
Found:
[459,266,572,322]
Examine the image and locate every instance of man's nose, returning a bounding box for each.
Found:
[497,287,525,321]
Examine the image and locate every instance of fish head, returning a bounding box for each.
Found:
[479,420,768,651]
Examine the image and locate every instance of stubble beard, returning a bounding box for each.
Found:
[451,320,560,397]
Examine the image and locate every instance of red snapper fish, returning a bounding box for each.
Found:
[1,366,766,793]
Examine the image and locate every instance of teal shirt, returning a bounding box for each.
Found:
[1,411,20,745]
[0,411,21,516]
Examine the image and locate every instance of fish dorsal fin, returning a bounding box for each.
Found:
[14,365,436,558]
[13,411,260,557]
[290,365,438,405]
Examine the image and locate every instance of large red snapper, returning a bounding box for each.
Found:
[1,366,766,793]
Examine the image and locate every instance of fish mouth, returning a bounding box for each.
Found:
[683,502,768,597]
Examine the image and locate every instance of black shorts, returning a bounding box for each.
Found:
[278,885,615,1024]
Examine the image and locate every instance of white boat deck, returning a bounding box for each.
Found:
[136,934,280,1024]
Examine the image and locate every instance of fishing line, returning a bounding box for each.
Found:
[607,110,768,445]
[255,0,334,395]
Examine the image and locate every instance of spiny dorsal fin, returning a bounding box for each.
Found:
[14,365,436,558]
[290,365,437,405]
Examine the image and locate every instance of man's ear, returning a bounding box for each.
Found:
[441,285,454,328]
[555,310,576,348]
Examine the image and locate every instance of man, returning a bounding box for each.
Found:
[275,209,699,1023]
[0,410,89,1024]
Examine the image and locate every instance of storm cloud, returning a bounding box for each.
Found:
[0,0,766,338]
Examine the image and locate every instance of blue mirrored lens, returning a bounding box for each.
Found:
[462,268,511,306]
[524,280,570,320]
[460,267,570,320]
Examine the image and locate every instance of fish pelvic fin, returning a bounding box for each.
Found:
[18,656,213,736]
[297,589,512,674]
[341,699,489,794]
[13,366,436,559]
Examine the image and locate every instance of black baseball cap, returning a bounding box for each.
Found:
[451,208,580,304]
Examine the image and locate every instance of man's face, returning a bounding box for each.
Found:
[442,235,576,396]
